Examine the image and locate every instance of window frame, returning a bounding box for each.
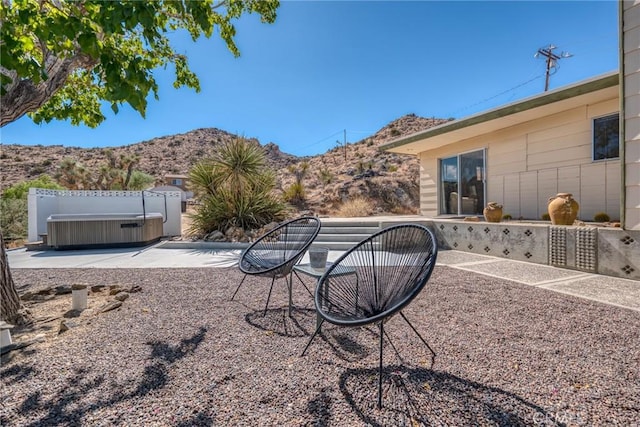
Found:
[592,113,620,162]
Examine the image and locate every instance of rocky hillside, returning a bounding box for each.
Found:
[1,114,448,216]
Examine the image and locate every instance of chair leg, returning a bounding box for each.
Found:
[231,274,248,301]
[378,321,384,409]
[287,273,293,317]
[293,270,314,298]
[263,276,276,316]
[300,318,324,357]
[399,311,436,366]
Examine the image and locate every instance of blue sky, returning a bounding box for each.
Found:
[1,1,619,157]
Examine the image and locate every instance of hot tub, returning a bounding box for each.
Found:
[46,213,164,250]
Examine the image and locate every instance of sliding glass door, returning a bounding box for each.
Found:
[440,149,485,215]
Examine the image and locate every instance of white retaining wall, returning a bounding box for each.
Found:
[27,188,182,242]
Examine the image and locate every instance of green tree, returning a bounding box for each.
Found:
[188,138,287,233]
[1,174,64,241]
[1,0,279,127]
[0,0,280,324]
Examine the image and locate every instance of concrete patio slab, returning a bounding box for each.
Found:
[451,259,589,286]
[540,275,640,311]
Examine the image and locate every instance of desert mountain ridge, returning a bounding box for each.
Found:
[1,114,449,216]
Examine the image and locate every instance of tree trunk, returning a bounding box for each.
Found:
[0,229,31,325]
[0,53,96,127]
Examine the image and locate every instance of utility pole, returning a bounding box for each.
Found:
[343,129,347,162]
[535,45,572,91]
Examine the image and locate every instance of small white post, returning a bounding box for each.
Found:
[71,284,88,310]
[0,322,14,348]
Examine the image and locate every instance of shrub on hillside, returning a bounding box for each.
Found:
[283,182,306,206]
[336,197,374,217]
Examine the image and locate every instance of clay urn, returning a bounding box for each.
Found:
[483,202,503,223]
[547,193,579,225]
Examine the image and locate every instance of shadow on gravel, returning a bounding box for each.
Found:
[302,325,380,363]
[245,307,316,337]
[6,327,208,427]
[336,366,561,427]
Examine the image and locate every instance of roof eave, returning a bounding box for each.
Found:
[381,71,619,153]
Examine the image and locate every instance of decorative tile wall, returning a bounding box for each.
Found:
[432,220,639,280]
[434,221,548,264]
[598,229,640,280]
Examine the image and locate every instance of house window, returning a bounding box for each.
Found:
[171,178,183,186]
[439,149,485,215]
[593,114,619,161]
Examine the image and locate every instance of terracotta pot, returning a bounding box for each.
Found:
[483,202,503,223]
[547,193,579,225]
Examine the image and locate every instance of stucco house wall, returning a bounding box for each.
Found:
[622,0,640,230]
[416,87,620,221]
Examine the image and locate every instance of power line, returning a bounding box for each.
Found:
[443,73,544,118]
[304,130,343,148]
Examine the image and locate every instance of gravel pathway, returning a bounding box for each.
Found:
[2,266,639,426]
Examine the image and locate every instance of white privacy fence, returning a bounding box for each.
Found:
[27,188,182,242]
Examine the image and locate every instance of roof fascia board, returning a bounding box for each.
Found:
[381,72,619,152]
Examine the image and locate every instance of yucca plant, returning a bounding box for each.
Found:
[188,138,288,235]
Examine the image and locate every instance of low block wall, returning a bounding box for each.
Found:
[432,219,640,281]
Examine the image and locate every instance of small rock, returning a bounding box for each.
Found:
[20,292,35,301]
[91,285,107,293]
[127,285,142,293]
[205,231,225,242]
[71,284,87,291]
[114,292,130,302]
[98,301,123,313]
[63,309,82,318]
[54,285,72,295]
[58,321,69,334]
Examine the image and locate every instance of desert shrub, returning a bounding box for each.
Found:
[541,213,551,221]
[336,197,374,217]
[2,174,63,200]
[283,181,306,206]
[318,168,334,185]
[0,199,27,240]
[188,138,287,234]
[388,165,398,172]
[126,171,155,190]
[1,175,63,240]
[594,212,610,222]
[502,214,512,220]
[390,128,401,137]
[28,166,46,176]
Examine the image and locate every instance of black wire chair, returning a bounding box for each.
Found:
[232,216,321,316]
[301,223,438,409]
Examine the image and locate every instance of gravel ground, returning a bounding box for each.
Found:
[2,266,639,426]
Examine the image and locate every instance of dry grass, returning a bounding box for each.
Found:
[335,197,374,217]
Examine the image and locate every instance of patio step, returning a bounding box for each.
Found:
[310,221,382,251]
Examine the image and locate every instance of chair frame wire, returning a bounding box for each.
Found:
[301,223,438,408]
[231,216,321,316]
